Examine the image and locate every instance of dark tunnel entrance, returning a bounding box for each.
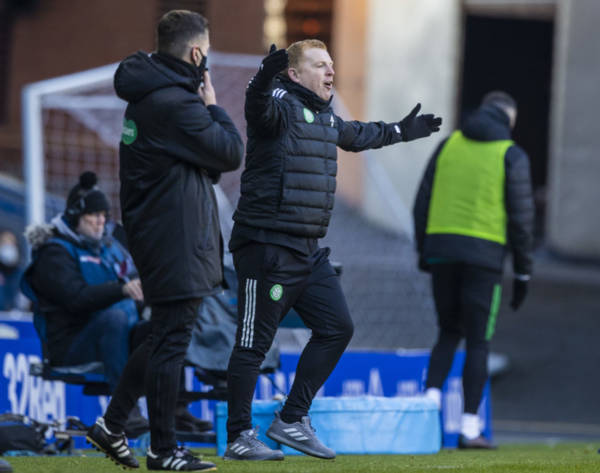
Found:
[460,13,554,243]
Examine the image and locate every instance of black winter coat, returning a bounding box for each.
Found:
[413,104,534,275]
[232,75,402,249]
[115,52,243,303]
[24,218,128,364]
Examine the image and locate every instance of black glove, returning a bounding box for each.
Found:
[253,44,289,88]
[399,103,442,142]
[510,278,529,311]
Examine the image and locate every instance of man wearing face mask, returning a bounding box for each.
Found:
[23,171,144,393]
[0,230,23,311]
[86,9,242,472]
[223,40,442,461]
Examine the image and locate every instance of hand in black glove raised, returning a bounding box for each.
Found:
[510,278,529,311]
[254,44,289,88]
[399,103,442,142]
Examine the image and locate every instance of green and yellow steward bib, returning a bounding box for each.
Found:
[426,131,513,245]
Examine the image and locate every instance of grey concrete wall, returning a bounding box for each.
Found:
[547,0,600,259]
[361,0,461,235]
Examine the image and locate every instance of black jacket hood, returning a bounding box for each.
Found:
[114,51,200,104]
[461,103,512,142]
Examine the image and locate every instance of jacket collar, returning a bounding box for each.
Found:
[276,75,332,113]
[152,52,203,91]
[52,214,104,254]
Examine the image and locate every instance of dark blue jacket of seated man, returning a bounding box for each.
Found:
[23,172,144,391]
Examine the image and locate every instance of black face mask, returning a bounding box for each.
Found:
[196,51,208,85]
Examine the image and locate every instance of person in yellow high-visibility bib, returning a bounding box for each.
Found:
[413,91,534,449]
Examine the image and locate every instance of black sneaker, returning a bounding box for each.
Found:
[147,446,216,471]
[458,434,497,449]
[86,417,140,469]
[223,428,284,461]
[266,412,335,459]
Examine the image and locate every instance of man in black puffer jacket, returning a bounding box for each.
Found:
[413,91,534,449]
[223,40,442,461]
[86,10,242,472]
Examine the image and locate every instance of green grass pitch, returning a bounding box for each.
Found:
[5,443,600,473]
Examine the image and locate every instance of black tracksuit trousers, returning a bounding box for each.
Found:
[226,242,354,442]
[104,298,200,454]
[425,263,502,414]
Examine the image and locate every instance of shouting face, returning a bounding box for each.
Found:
[288,47,335,101]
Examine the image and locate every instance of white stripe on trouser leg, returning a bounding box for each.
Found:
[241,279,256,348]
[242,278,252,347]
[241,279,250,347]
[247,279,256,347]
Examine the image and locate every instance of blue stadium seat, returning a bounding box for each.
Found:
[20,272,112,396]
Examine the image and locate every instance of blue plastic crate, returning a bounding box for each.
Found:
[216,396,441,456]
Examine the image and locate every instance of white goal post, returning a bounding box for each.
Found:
[22,62,119,226]
[21,51,262,228]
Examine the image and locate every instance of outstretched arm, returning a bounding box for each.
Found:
[337,103,442,151]
[336,117,401,152]
[245,44,290,137]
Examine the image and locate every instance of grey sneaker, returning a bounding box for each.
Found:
[223,428,284,461]
[266,412,335,459]
[0,458,12,473]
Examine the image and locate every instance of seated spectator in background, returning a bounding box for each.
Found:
[23,171,143,392]
[22,171,208,436]
[0,230,24,311]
